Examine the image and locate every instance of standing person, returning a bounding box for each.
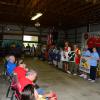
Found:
[58,48,64,69]
[63,42,71,73]
[88,47,99,82]
[35,45,41,57]
[48,45,54,64]
[44,46,48,61]
[26,44,31,55]
[31,44,36,57]
[52,45,57,66]
[70,45,81,75]
[79,46,91,79]
[41,45,46,61]
[16,44,22,58]
[22,44,25,58]
[74,45,81,75]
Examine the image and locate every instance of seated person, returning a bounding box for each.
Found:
[14,59,28,80]
[21,84,35,100]
[18,70,37,92]
[4,55,10,68]
[21,84,57,100]
[18,70,57,100]
[6,55,17,75]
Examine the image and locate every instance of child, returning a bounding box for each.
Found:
[14,59,28,80]
[70,45,81,75]
[6,55,16,75]
[88,47,99,82]
[63,42,71,73]
[79,47,91,79]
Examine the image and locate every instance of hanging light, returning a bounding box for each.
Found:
[31,12,43,21]
[35,22,40,27]
[31,0,43,27]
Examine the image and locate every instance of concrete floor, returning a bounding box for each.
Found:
[1,57,100,100]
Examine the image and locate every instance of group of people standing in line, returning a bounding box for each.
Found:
[22,41,100,83]
[62,42,100,83]
[39,41,100,83]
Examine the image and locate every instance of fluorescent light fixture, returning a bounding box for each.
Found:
[31,13,43,20]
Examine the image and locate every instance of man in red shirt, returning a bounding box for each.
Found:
[18,70,37,92]
[18,70,57,100]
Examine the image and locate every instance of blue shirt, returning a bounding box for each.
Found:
[7,61,16,75]
[89,52,99,67]
[82,50,91,57]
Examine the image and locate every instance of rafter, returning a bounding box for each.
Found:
[0,0,23,7]
[22,0,41,19]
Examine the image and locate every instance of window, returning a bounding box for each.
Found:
[23,35,38,42]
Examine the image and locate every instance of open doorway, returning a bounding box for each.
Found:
[23,35,38,48]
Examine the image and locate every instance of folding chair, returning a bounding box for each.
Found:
[6,74,21,100]
[6,74,13,98]
[10,74,21,100]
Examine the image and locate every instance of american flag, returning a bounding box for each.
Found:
[47,33,53,46]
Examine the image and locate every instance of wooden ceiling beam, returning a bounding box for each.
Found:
[24,0,38,12]
[0,4,23,15]
[23,0,41,18]
[51,1,99,17]
[42,0,71,14]
[71,5,100,22]
[0,0,24,7]
[68,1,100,15]
[51,1,100,24]
[42,0,86,18]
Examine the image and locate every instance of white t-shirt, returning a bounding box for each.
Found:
[62,47,71,61]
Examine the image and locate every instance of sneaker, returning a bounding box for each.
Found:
[90,80,95,83]
[88,79,92,81]
[73,73,77,76]
[79,74,84,78]
[67,71,71,74]
[83,75,87,79]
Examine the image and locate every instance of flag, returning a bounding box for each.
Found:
[47,33,53,46]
